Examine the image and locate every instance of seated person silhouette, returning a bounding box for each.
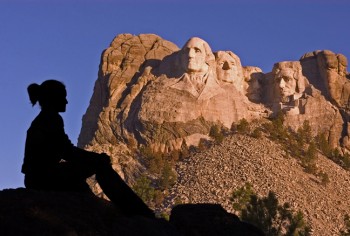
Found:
[22,80,154,218]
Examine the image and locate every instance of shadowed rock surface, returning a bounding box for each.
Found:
[0,188,262,236]
[170,204,264,236]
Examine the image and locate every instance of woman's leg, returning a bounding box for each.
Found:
[25,161,93,192]
[95,163,154,218]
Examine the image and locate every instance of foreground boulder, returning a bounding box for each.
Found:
[170,204,264,236]
[0,188,263,236]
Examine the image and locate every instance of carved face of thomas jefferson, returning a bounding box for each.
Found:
[215,51,244,92]
[180,37,211,74]
[215,51,240,83]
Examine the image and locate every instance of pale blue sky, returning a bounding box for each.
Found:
[0,0,349,189]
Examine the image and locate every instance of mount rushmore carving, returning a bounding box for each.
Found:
[78,33,350,157]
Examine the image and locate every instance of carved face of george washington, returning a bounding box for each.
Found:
[180,37,211,74]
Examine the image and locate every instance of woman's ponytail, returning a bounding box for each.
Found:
[27,83,40,106]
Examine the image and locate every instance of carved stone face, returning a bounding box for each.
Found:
[215,51,244,92]
[244,67,263,102]
[275,69,297,98]
[180,37,209,73]
[246,78,261,100]
[216,52,239,83]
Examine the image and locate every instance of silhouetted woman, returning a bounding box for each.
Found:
[22,80,153,217]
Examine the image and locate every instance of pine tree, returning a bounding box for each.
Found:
[133,176,155,205]
[241,191,311,236]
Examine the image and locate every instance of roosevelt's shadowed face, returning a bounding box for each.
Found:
[181,38,208,73]
[245,77,261,101]
[216,52,239,83]
[275,69,296,97]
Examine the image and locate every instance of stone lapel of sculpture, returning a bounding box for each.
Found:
[168,72,224,101]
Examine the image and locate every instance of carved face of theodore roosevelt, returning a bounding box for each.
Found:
[180,37,213,74]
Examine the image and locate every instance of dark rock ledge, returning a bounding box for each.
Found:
[0,188,263,236]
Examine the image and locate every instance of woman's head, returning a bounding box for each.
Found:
[27,80,68,112]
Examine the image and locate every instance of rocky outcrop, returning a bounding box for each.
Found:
[78,34,178,149]
[300,50,350,149]
[0,188,262,236]
[79,34,349,157]
[300,50,350,108]
[78,34,179,183]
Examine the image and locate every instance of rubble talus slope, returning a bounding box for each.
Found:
[162,134,350,235]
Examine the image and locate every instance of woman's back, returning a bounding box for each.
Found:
[22,110,73,175]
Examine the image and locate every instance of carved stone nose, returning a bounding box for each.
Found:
[222,61,231,70]
[188,49,196,58]
[279,79,285,88]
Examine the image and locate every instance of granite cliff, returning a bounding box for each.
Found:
[78,33,349,175]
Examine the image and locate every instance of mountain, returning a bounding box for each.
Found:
[78,33,350,165]
[77,33,350,235]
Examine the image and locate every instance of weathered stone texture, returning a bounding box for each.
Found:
[78,33,349,185]
[300,50,350,109]
[78,34,178,149]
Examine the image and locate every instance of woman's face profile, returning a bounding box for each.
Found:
[46,88,68,113]
[55,89,68,112]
